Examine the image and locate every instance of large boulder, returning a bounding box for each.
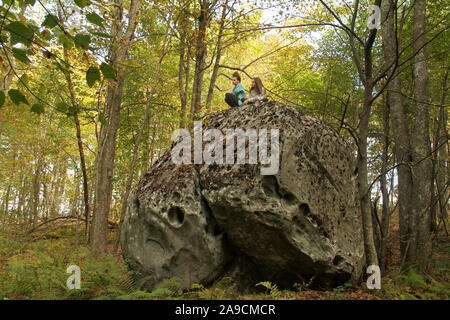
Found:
[121,101,365,291]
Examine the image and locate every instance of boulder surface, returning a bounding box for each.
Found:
[121,101,364,291]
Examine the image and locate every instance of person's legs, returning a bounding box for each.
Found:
[225,93,239,107]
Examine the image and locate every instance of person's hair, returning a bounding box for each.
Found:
[251,77,264,94]
[232,72,241,82]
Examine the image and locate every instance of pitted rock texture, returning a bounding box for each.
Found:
[121,101,364,291]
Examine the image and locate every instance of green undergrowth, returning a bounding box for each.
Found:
[373,236,450,300]
[0,226,133,299]
[0,225,448,300]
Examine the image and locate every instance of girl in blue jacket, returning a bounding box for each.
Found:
[225,72,246,108]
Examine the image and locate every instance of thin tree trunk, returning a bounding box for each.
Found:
[190,0,211,118]
[355,0,380,267]
[17,175,26,222]
[436,69,448,225]
[57,3,91,240]
[48,160,58,219]
[206,0,228,110]
[42,181,49,221]
[410,0,432,269]
[74,112,90,235]
[32,148,43,225]
[178,7,189,129]
[381,0,413,259]
[357,82,379,266]
[143,115,150,173]
[380,93,391,273]
[114,25,171,253]
[91,0,141,254]
[54,163,67,218]
[149,118,161,166]
[4,184,11,218]
[321,0,382,266]
[72,171,80,217]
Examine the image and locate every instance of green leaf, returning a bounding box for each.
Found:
[56,102,68,113]
[100,63,115,79]
[98,113,107,126]
[86,12,104,27]
[8,89,28,106]
[12,47,31,64]
[86,66,100,87]
[74,33,91,50]
[0,34,7,43]
[7,21,34,47]
[0,91,5,107]
[25,0,36,5]
[0,7,18,21]
[42,14,59,29]
[30,103,45,114]
[58,34,73,50]
[19,74,29,87]
[74,0,91,8]
[91,31,112,38]
[67,105,79,116]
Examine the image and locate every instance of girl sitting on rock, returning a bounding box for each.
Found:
[225,72,247,108]
[244,77,267,106]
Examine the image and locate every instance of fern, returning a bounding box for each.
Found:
[186,277,237,299]
[256,281,282,298]
[149,287,173,298]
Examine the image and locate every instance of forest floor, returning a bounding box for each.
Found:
[0,215,448,300]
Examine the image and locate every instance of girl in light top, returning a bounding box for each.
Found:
[244,77,266,106]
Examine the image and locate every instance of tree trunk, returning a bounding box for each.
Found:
[190,0,211,118]
[4,184,11,218]
[410,0,432,269]
[17,175,26,222]
[436,69,448,226]
[381,0,413,259]
[380,93,390,273]
[91,0,141,254]
[206,0,228,110]
[178,8,190,129]
[48,160,58,219]
[114,25,171,253]
[58,3,91,240]
[32,148,42,225]
[338,0,381,267]
[71,171,80,217]
[357,82,379,266]
[149,118,160,166]
[53,162,67,218]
